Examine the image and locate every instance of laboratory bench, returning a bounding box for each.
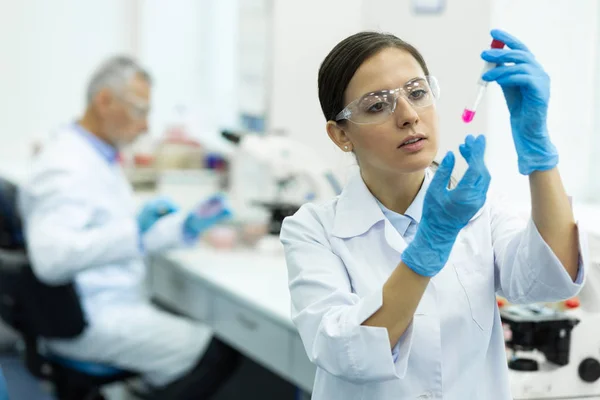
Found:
[146,243,316,396]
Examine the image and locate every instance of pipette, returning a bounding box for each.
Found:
[462,39,506,123]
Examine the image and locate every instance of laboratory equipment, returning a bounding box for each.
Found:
[223,130,342,235]
[503,300,600,399]
[462,39,505,123]
[504,210,600,399]
[502,304,579,370]
[153,131,205,170]
[204,225,238,249]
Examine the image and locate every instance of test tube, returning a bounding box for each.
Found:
[462,39,506,123]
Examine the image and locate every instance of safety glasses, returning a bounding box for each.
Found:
[117,93,150,120]
[335,76,440,125]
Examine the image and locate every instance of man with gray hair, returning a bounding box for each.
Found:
[18,56,239,399]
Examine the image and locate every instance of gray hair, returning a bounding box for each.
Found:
[86,55,152,104]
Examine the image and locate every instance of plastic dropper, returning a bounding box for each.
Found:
[462,39,506,123]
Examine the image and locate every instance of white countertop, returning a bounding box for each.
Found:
[156,243,295,330]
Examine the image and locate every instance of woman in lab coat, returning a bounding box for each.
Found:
[280,29,587,399]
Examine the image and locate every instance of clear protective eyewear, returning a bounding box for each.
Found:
[118,93,150,120]
[335,76,440,125]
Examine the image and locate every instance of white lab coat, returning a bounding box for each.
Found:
[18,124,212,387]
[280,168,587,400]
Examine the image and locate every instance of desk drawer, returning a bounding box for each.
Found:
[290,334,315,393]
[213,296,291,376]
[151,259,212,322]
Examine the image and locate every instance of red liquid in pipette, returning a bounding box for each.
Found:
[462,109,476,123]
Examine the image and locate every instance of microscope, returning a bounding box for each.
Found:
[501,304,581,372]
[223,130,342,236]
[503,301,600,399]
[503,205,600,399]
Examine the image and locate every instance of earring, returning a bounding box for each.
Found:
[344,145,349,151]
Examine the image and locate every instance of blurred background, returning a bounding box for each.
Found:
[0,0,598,202]
[0,1,599,399]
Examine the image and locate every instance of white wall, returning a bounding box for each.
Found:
[0,0,239,174]
[0,0,136,168]
[138,0,239,140]
[268,0,364,183]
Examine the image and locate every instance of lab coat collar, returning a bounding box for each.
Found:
[331,170,385,239]
[404,168,431,224]
[72,122,119,164]
[331,168,432,239]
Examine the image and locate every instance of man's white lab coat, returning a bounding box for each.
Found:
[19,124,211,386]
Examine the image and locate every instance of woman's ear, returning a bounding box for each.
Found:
[326,121,353,152]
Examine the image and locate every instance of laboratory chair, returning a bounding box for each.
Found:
[0,176,143,400]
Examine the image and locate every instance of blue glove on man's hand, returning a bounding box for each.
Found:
[402,135,491,277]
[138,197,180,234]
[183,194,233,241]
[481,29,558,175]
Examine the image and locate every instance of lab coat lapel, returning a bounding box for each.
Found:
[383,218,409,255]
[331,170,408,254]
[331,170,384,239]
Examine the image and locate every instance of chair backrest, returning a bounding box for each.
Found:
[0,177,86,339]
[0,178,24,250]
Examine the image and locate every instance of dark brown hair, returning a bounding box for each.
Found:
[318,31,430,122]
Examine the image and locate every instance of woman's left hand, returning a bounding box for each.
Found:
[481,29,558,176]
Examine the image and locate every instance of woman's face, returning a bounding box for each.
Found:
[329,47,439,176]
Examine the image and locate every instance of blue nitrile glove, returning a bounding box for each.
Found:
[137,197,180,234]
[481,29,558,176]
[401,135,491,277]
[183,194,233,241]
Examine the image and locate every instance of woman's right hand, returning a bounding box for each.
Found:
[401,134,491,277]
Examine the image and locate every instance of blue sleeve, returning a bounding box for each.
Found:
[0,369,9,400]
